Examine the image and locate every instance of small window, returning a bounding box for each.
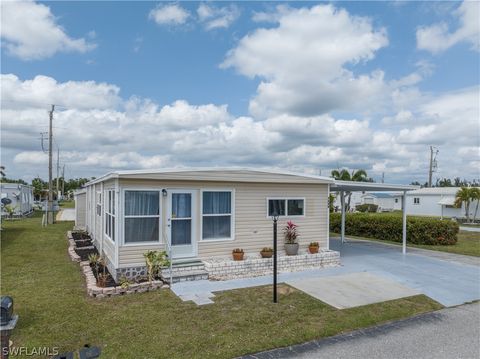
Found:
[268,199,304,217]
[395,198,399,203]
[96,192,101,216]
[413,197,420,205]
[105,190,115,242]
[202,191,232,240]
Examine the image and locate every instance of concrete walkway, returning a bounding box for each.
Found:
[56,208,75,221]
[243,302,480,359]
[172,238,480,306]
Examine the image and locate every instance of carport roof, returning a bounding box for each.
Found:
[331,181,419,192]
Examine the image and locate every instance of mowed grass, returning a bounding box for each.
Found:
[331,231,480,257]
[59,200,75,208]
[1,213,442,358]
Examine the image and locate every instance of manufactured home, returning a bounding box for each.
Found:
[77,169,334,280]
[1,183,34,217]
[361,192,403,212]
[406,187,478,219]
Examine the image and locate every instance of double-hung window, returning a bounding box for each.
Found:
[268,198,305,217]
[202,191,233,240]
[413,197,420,205]
[124,191,160,243]
[105,189,115,242]
[96,192,102,216]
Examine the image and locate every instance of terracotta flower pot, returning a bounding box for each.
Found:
[232,252,244,261]
[285,243,299,256]
[308,246,319,254]
[260,251,273,258]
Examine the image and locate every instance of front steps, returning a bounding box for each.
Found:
[161,259,209,284]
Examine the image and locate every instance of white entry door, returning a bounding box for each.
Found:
[167,190,196,259]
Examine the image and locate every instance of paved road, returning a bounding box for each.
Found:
[244,302,480,359]
[460,226,480,232]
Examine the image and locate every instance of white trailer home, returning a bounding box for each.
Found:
[406,187,479,219]
[1,183,34,216]
[75,168,334,280]
[361,192,403,212]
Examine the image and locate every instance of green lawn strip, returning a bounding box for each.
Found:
[331,231,480,257]
[2,213,442,359]
[59,200,75,208]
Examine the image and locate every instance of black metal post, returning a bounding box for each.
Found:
[273,215,278,303]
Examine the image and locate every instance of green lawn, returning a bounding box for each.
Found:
[331,231,480,257]
[59,200,75,208]
[1,213,442,358]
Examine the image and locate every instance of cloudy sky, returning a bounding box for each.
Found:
[1,1,479,184]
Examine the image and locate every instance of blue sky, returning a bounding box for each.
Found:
[1,1,479,183]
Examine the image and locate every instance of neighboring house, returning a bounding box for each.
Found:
[1,183,34,216]
[77,168,334,280]
[361,192,403,212]
[332,191,364,211]
[406,187,479,219]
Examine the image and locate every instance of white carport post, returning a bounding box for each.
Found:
[402,190,407,254]
[341,191,346,244]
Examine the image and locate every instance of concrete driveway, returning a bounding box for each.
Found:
[173,237,480,307]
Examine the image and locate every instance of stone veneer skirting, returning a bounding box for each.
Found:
[203,250,340,280]
[67,231,167,298]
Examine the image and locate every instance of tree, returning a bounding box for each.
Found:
[470,187,480,223]
[331,169,372,211]
[455,187,472,222]
[0,165,5,177]
[31,177,47,201]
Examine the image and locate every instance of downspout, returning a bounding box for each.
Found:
[100,182,104,256]
[341,191,346,244]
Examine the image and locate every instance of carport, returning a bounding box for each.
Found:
[330,181,419,254]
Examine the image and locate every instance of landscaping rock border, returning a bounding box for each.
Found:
[67,231,168,298]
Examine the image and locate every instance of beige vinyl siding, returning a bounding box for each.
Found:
[116,179,328,267]
[119,244,165,267]
[74,192,86,227]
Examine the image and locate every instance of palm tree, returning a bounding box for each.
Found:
[331,169,370,211]
[470,187,480,223]
[455,187,472,222]
[0,165,5,178]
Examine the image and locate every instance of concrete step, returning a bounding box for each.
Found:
[161,268,209,283]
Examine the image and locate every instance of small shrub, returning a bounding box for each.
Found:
[330,213,459,245]
[143,250,170,282]
[232,248,244,253]
[355,204,379,213]
[283,221,298,244]
[261,247,273,252]
[309,242,319,247]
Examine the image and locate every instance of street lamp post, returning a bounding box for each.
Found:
[272,212,279,303]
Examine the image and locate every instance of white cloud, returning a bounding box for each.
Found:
[0,0,96,60]
[2,74,478,184]
[222,4,388,118]
[149,3,190,26]
[197,3,240,30]
[417,1,480,53]
[1,74,121,110]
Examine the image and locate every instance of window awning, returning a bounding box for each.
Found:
[438,197,455,206]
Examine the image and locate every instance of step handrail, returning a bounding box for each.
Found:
[163,230,173,285]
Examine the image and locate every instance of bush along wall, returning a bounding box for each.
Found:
[330,213,459,245]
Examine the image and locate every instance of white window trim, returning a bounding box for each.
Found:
[104,188,115,244]
[200,189,235,242]
[96,190,102,217]
[122,188,162,246]
[266,197,306,218]
[413,197,420,205]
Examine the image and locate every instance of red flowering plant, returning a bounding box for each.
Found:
[283,221,298,244]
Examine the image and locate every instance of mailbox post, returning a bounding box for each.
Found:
[1,296,17,359]
[272,213,279,303]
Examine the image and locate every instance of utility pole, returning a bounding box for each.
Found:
[428,146,439,187]
[47,105,55,224]
[381,172,385,184]
[56,148,60,201]
[62,164,65,199]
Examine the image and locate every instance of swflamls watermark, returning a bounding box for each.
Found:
[2,340,59,357]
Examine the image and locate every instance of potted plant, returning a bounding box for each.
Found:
[232,248,244,261]
[260,247,273,258]
[308,242,319,254]
[284,221,299,255]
